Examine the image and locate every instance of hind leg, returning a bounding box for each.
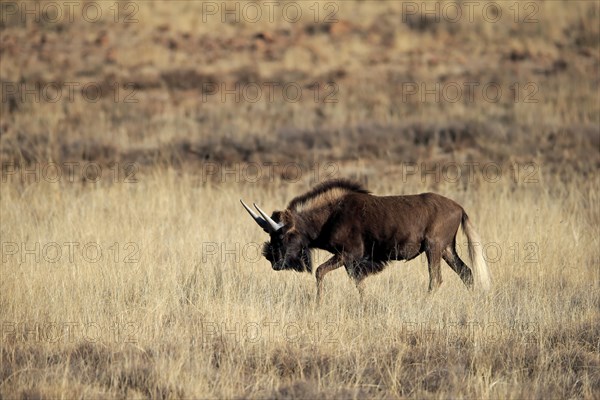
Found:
[442,244,474,289]
[345,258,367,301]
[426,243,443,291]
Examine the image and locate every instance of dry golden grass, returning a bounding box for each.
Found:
[1,0,599,398]
[1,1,598,172]
[1,169,598,398]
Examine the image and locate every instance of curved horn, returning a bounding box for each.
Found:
[240,199,270,232]
[253,203,284,232]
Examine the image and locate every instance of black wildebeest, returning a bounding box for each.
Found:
[241,179,491,301]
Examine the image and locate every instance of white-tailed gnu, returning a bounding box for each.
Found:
[241,179,492,302]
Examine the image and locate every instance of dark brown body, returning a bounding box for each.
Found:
[312,193,465,277]
[242,179,491,301]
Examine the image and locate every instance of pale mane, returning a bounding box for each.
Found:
[286,179,370,212]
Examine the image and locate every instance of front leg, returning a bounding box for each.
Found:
[316,255,343,304]
[355,277,366,302]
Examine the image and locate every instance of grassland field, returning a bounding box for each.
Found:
[1,1,599,399]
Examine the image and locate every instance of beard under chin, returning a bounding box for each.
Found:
[272,260,285,271]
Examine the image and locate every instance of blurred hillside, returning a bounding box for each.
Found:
[1,0,598,179]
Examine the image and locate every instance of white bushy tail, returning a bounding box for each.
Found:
[462,213,492,292]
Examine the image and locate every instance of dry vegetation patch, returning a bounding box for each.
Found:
[1,170,598,398]
[1,0,599,398]
[1,1,598,175]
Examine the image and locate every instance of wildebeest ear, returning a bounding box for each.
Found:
[278,210,296,228]
[271,211,283,223]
